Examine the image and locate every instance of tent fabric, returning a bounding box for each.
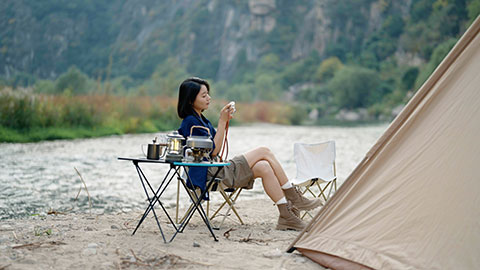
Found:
[298,249,373,270]
[290,15,480,270]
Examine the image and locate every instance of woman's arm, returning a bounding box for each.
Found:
[211,103,234,157]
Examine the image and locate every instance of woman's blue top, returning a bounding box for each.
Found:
[178,112,217,196]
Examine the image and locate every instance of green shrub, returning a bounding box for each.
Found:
[34,80,55,94]
[414,38,457,90]
[401,67,419,91]
[61,102,97,127]
[0,88,38,130]
[55,66,89,94]
[328,66,380,109]
[314,57,343,82]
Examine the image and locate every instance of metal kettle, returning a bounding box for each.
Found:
[165,131,185,162]
[184,126,214,162]
[186,126,213,150]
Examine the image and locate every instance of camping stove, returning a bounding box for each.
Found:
[184,126,213,162]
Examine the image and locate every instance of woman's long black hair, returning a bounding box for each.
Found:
[177,77,210,119]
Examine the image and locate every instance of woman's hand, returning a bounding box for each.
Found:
[219,102,234,123]
[214,102,235,157]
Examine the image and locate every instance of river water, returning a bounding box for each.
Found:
[0,124,387,220]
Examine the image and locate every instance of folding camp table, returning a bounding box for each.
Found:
[118,157,229,243]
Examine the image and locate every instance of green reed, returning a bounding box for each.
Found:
[0,88,181,142]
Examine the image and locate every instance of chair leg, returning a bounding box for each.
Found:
[227,188,244,225]
[176,179,180,224]
[300,186,317,219]
[211,200,228,219]
[316,181,330,202]
[305,185,317,197]
[297,179,338,220]
[177,186,204,225]
[210,188,244,226]
[207,200,210,219]
[178,197,197,224]
[210,189,234,220]
[217,190,234,228]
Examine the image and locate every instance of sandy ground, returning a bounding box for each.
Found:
[0,197,325,270]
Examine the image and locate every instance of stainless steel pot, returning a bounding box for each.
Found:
[165,131,185,162]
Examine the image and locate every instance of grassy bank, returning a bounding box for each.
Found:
[0,88,180,143]
[0,126,124,143]
[0,88,306,143]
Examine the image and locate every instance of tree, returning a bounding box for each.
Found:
[328,66,380,109]
[54,66,89,94]
[314,57,343,82]
[414,37,457,89]
[258,53,281,72]
[467,0,480,23]
[148,58,188,96]
[255,73,282,101]
[401,67,419,91]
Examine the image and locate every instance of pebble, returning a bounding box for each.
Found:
[193,242,200,247]
[110,224,120,230]
[20,258,37,264]
[294,256,307,263]
[263,248,283,258]
[0,235,10,244]
[87,243,98,249]
[82,243,98,256]
[0,224,13,231]
[85,226,95,231]
[82,248,97,256]
[127,255,136,263]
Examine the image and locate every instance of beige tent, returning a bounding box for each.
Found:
[288,15,480,270]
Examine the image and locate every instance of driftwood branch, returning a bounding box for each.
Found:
[12,241,66,250]
[74,167,92,211]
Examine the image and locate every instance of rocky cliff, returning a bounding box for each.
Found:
[0,0,446,82]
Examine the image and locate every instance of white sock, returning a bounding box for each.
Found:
[281,181,293,189]
[275,197,287,205]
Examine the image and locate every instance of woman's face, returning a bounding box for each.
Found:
[192,85,210,113]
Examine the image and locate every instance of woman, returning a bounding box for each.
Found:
[177,77,322,231]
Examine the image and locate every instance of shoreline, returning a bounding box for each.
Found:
[0,121,388,144]
[0,198,324,270]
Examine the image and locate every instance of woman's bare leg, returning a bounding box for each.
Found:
[251,160,283,202]
[252,160,306,231]
[243,147,289,186]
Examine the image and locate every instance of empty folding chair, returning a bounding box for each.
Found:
[291,141,337,218]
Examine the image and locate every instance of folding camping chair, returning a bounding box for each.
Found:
[291,141,337,219]
[175,167,244,229]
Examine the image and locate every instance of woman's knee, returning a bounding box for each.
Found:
[244,146,275,167]
[255,146,273,158]
[252,160,273,177]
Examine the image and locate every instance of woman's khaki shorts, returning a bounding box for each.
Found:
[207,155,255,189]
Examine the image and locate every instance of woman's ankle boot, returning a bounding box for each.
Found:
[276,202,305,231]
[283,186,323,211]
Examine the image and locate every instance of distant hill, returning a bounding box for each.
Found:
[1,0,476,80]
[1,0,479,114]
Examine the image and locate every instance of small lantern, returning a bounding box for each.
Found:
[165,131,185,162]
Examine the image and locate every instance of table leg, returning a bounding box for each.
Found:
[131,162,180,242]
[171,166,224,242]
